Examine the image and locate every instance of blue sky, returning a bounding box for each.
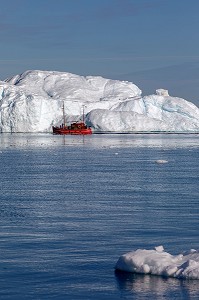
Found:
[0,0,199,104]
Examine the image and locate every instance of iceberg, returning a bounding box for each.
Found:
[87,89,199,132]
[115,246,199,280]
[0,70,199,133]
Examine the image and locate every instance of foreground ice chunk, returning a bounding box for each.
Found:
[115,246,199,279]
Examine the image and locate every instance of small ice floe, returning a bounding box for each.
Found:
[115,246,199,280]
[155,159,168,164]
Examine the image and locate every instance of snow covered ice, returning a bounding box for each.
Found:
[115,246,199,280]
[0,70,199,132]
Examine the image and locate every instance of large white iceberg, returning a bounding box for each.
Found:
[115,246,199,280]
[0,69,199,133]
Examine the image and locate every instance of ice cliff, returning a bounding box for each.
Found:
[0,70,199,133]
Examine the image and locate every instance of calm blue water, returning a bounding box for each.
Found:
[0,133,198,299]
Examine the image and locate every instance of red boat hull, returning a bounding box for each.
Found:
[52,122,92,135]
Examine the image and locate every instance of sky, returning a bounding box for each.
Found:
[0,0,199,105]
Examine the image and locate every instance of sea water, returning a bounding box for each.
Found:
[0,133,198,300]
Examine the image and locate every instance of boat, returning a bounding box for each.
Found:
[52,103,92,135]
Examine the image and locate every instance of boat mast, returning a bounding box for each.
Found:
[82,105,85,123]
[62,102,66,127]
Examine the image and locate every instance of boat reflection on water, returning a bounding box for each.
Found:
[115,270,199,299]
[0,133,199,150]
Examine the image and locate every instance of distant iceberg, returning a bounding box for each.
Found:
[115,246,199,280]
[0,70,199,133]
